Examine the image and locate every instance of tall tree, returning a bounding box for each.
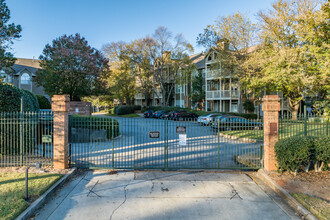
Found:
[0,0,22,71]
[125,38,155,106]
[35,34,109,101]
[191,69,205,109]
[242,0,329,118]
[148,26,194,106]
[197,12,258,75]
[102,41,136,105]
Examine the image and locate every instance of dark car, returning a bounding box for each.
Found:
[153,110,169,119]
[188,112,199,120]
[144,110,154,118]
[212,116,263,131]
[170,110,195,121]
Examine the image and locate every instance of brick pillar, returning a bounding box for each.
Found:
[262,95,280,171]
[52,95,70,169]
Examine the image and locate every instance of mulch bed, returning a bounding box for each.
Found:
[266,170,329,201]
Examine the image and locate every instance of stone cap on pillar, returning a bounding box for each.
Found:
[52,95,70,112]
[262,95,281,112]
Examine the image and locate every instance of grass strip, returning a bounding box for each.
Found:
[0,172,63,220]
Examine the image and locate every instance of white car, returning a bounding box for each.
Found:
[197,114,222,125]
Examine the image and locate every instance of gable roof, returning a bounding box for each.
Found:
[12,58,41,76]
[189,53,205,69]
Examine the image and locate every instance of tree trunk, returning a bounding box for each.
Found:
[291,104,300,120]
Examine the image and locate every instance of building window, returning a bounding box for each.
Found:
[21,73,31,85]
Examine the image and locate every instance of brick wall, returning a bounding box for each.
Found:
[69,101,92,116]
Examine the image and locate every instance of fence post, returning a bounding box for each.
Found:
[52,95,70,169]
[262,95,280,171]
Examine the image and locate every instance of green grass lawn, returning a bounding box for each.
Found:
[291,193,330,220]
[106,113,141,118]
[0,172,63,220]
[221,121,329,141]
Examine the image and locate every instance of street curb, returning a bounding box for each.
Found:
[257,169,317,220]
[16,167,77,220]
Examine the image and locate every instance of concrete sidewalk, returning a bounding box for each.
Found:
[33,171,299,220]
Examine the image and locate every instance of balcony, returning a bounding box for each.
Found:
[206,69,221,79]
[206,90,240,99]
[134,93,145,99]
[206,91,220,99]
[206,69,234,79]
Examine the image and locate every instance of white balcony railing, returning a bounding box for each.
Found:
[134,93,145,99]
[206,90,240,99]
[206,91,221,99]
[206,69,234,79]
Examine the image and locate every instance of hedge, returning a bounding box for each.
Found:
[275,136,329,173]
[0,83,39,112]
[37,95,51,109]
[113,106,120,115]
[113,105,135,115]
[133,105,141,111]
[69,115,120,139]
[314,136,330,171]
[23,90,40,112]
[0,84,40,155]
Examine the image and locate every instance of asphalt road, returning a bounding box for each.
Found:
[69,116,263,170]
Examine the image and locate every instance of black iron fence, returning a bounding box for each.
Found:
[0,111,53,167]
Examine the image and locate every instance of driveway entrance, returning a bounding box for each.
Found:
[69,117,263,170]
[34,171,299,220]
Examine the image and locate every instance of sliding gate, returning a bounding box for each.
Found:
[69,116,263,170]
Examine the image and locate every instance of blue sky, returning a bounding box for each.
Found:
[7,0,273,59]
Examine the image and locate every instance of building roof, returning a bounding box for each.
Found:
[189,53,205,69]
[15,58,40,68]
[12,58,41,76]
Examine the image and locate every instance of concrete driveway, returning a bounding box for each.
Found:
[34,171,299,220]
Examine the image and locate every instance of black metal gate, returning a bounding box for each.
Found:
[69,116,263,170]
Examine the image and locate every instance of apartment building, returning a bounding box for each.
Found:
[204,48,241,112]
[134,45,294,115]
[0,58,48,97]
[174,52,205,108]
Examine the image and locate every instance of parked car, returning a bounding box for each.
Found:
[153,110,169,119]
[169,110,197,121]
[197,114,222,125]
[211,116,263,131]
[188,112,199,120]
[210,114,228,126]
[160,111,171,119]
[144,110,154,118]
